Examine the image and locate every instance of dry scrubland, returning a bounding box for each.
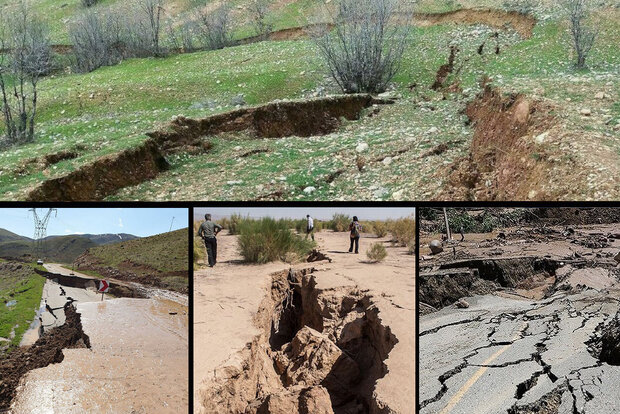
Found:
[0,0,616,200]
[194,214,415,268]
[194,220,416,413]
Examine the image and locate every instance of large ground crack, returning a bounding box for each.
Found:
[201,268,398,414]
[0,306,91,410]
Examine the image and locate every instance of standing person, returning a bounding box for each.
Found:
[348,216,362,254]
[305,214,315,241]
[198,213,223,267]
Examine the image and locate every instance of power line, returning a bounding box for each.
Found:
[30,208,57,260]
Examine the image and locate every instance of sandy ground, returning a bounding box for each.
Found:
[194,230,416,413]
[11,265,189,413]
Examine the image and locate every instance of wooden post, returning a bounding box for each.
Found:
[443,208,452,240]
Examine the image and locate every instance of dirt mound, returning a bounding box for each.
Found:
[587,312,620,365]
[201,268,398,414]
[441,86,556,201]
[0,306,90,410]
[420,257,561,311]
[307,250,332,263]
[419,267,498,311]
[413,9,536,38]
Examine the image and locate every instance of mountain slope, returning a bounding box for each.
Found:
[0,229,31,244]
[0,229,138,262]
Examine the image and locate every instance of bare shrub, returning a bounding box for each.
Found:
[366,242,388,262]
[166,18,199,52]
[69,10,123,72]
[249,0,274,39]
[139,0,164,56]
[0,2,53,146]
[81,0,98,7]
[197,5,233,50]
[563,0,598,69]
[313,0,413,94]
[502,0,537,14]
[70,0,166,73]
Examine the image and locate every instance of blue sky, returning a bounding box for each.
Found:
[194,207,415,221]
[0,208,187,238]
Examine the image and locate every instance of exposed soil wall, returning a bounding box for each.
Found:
[26,95,379,201]
[26,139,169,202]
[413,9,536,38]
[442,86,556,201]
[420,257,562,311]
[0,306,90,410]
[201,268,398,414]
[148,94,377,146]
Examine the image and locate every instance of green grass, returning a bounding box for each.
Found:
[85,228,187,273]
[77,228,188,292]
[0,262,46,352]
[0,2,618,200]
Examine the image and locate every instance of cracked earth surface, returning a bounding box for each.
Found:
[419,220,620,414]
[195,231,415,413]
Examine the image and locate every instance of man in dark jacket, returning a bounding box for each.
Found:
[198,214,223,267]
[348,216,362,254]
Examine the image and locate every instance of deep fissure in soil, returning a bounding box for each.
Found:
[202,268,398,414]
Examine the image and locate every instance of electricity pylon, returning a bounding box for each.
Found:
[30,208,57,260]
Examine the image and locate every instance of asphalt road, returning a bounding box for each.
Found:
[419,290,620,414]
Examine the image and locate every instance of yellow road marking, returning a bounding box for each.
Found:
[439,325,525,414]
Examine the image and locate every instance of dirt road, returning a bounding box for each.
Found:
[9,265,188,413]
[419,223,620,413]
[195,230,415,413]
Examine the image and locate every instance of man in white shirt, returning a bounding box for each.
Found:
[305,214,315,241]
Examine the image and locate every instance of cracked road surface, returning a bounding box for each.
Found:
[419,218,620,414]
[419,222,620,414]
[420,290,620,413]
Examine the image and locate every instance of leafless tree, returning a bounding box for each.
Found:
[249,0,274,40]
[166,18,199,53]
[70,1,166,73]
[563,0,598,69]
[139,0,164,56]
[197,5,233,50]
[0,3,53,145]
[313,0,413,94]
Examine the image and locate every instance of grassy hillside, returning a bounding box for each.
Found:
[0,262,46,353]
[0,229,30,243]
[74,228,188,293]
[0,0,618,200]
[0,234,97,263]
